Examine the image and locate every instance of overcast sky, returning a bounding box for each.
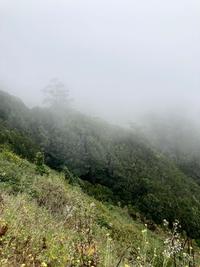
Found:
[0,0,200,124]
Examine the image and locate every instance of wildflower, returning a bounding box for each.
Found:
[88,246,95,256]
[163,250,170,258]
[90,202,95,208]
[41,262,48,267]
[163,219,169,227]
[153,248,157,257]
[141,229,147,234]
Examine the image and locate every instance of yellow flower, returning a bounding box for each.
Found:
[41,263,48,267]
[142,229,147,234]
[88,246,95,256]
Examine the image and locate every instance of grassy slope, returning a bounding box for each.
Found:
[0,149,168,267]
[1,149,200,267]
[2,90,200,240]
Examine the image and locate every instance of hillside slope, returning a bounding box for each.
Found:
[138,113,200,186]
[1,90,200,241]
[0,148,199,267]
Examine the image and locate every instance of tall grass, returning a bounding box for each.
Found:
[0,149,199,266]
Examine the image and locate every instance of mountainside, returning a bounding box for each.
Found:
[1,146,200,266]
[139,113,200,185]
[0,147,159,266]
[1,90,200,244]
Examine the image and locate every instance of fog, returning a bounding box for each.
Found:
[1,0,200,125]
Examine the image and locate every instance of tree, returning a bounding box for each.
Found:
[63,166,79,185]
[35,152,48,176]
[42,78,71,110]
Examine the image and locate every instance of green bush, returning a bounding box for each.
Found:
[35,152,49,176]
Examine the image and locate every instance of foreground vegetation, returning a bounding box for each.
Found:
[0,148,199,266]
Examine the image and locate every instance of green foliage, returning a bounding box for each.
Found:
[0,122,38,161]
[1,149,200,266]
[35,152,49,176]
[81,181,116,203]
[63,166,80,185]
[2,90,200,241]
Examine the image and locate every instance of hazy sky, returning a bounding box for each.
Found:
[1,0,200,123]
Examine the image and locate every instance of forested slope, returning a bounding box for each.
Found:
[1,90,200,241]
[139,113,200,185]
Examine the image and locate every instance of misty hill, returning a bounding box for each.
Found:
[1,89,200,242]
[139,113,200,185]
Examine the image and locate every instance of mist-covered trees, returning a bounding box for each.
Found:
[42,78,71,110]
[140,114,200,185]
[1,89,200,239]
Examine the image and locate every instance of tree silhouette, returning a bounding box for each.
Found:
[42,78,71,109]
